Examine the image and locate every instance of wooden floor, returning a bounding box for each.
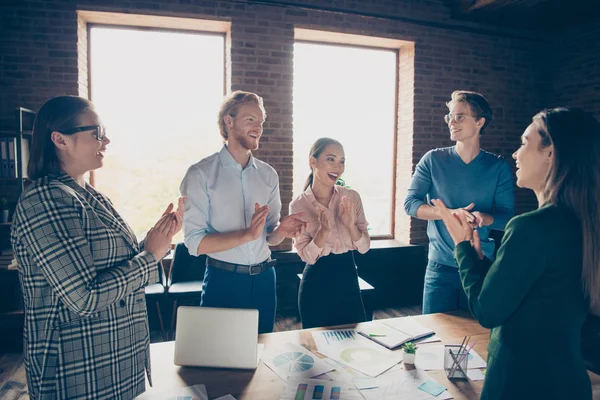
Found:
[0,305,422,399]
[0,352,27,400]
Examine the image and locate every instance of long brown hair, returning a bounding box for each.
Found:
[28,96,94,180]
[303,138,343,191]
[534,108,600,311]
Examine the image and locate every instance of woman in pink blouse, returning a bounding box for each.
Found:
[290,138,370,328]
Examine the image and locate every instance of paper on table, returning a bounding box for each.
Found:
[311,329,358,353]
[467,368,486,381]
[261,343,333,380]
[415,345,487,370]
[317,335,402,377]
[323,357,370,382]
[356,322,414,349]
[359,369,453,400]
[382,317,436,341]
[279,377,363,400]
[352,378,379,390]
[415,335,442,344]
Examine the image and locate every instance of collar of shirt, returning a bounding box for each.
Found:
[305,184,342,209]
[218,144,258,170]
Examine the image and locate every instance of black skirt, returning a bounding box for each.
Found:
[298,251,366,329]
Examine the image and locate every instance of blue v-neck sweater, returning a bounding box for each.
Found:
[404,146,515,266]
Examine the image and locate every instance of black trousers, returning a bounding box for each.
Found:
[298,251,366,329]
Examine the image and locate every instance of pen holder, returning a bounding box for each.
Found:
[444,345,469,380]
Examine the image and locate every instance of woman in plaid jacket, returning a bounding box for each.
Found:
[11,96,183,399]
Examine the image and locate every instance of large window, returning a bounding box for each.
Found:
[293,42,397,237]
[89,26,225,241]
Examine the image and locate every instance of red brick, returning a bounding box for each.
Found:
[2,0,597,249]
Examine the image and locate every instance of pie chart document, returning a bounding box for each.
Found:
[261,343,334,380]
[318,335,403,377]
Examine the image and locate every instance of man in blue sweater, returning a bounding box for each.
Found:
[404,90,515,314]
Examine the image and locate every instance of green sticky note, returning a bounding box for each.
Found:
[418,380,446,397]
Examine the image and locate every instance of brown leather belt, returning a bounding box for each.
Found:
[206,256,277,275]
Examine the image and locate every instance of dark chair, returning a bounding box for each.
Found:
[167,243,206,340]
[144,258,168,341]
[582,312,600,375]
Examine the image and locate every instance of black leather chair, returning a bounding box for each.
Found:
[144,258,168,341]
[167,243,206,340]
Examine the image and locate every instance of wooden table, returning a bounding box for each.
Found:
[139,311,600,399]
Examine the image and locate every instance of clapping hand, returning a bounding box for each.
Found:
[431,199,484,260]
[432,198,474,244]
[317,207,334,234]
[276,212,308,239]
[161,196,185,235]
[145,196,185,259]
[245,203,270,241]
[338,195,356,228]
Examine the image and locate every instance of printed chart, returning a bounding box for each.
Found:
[262,343,333,380]
[312,329,358,353]
[340,347,382,363]
[279,378,363,400]
[273,352,315,373]
[318,336,402,377]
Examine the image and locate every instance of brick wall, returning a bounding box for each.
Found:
[552,22,600,119]
[1,0,575,248]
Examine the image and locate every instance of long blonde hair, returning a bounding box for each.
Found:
[535,108,600,312]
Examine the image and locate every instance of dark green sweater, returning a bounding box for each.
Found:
[455,204,591,400]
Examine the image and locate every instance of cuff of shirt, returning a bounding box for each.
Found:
[184,231,206,257]
[304,239,324,264]
[353,231,369,253]
[407,200,426,217]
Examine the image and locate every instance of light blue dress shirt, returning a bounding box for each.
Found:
[180,145,281,264]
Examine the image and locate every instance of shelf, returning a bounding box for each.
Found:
[0,131,32,138]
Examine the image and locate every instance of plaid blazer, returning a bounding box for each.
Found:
[11,174,159,400]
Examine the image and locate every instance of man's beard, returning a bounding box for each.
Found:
[233,131,260,151]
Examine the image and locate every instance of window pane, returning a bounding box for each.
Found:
[90,27,225,241]
[293,42,396,236]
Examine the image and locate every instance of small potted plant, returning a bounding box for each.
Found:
[0,197,9,223]
[402,342,418,364]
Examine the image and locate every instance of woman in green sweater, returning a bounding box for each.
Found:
[432,108,599,400]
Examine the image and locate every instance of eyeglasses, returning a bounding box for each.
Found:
[444,114,477,124]
[60,125,107,141]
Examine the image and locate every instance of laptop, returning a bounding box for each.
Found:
[174,306,264,369]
